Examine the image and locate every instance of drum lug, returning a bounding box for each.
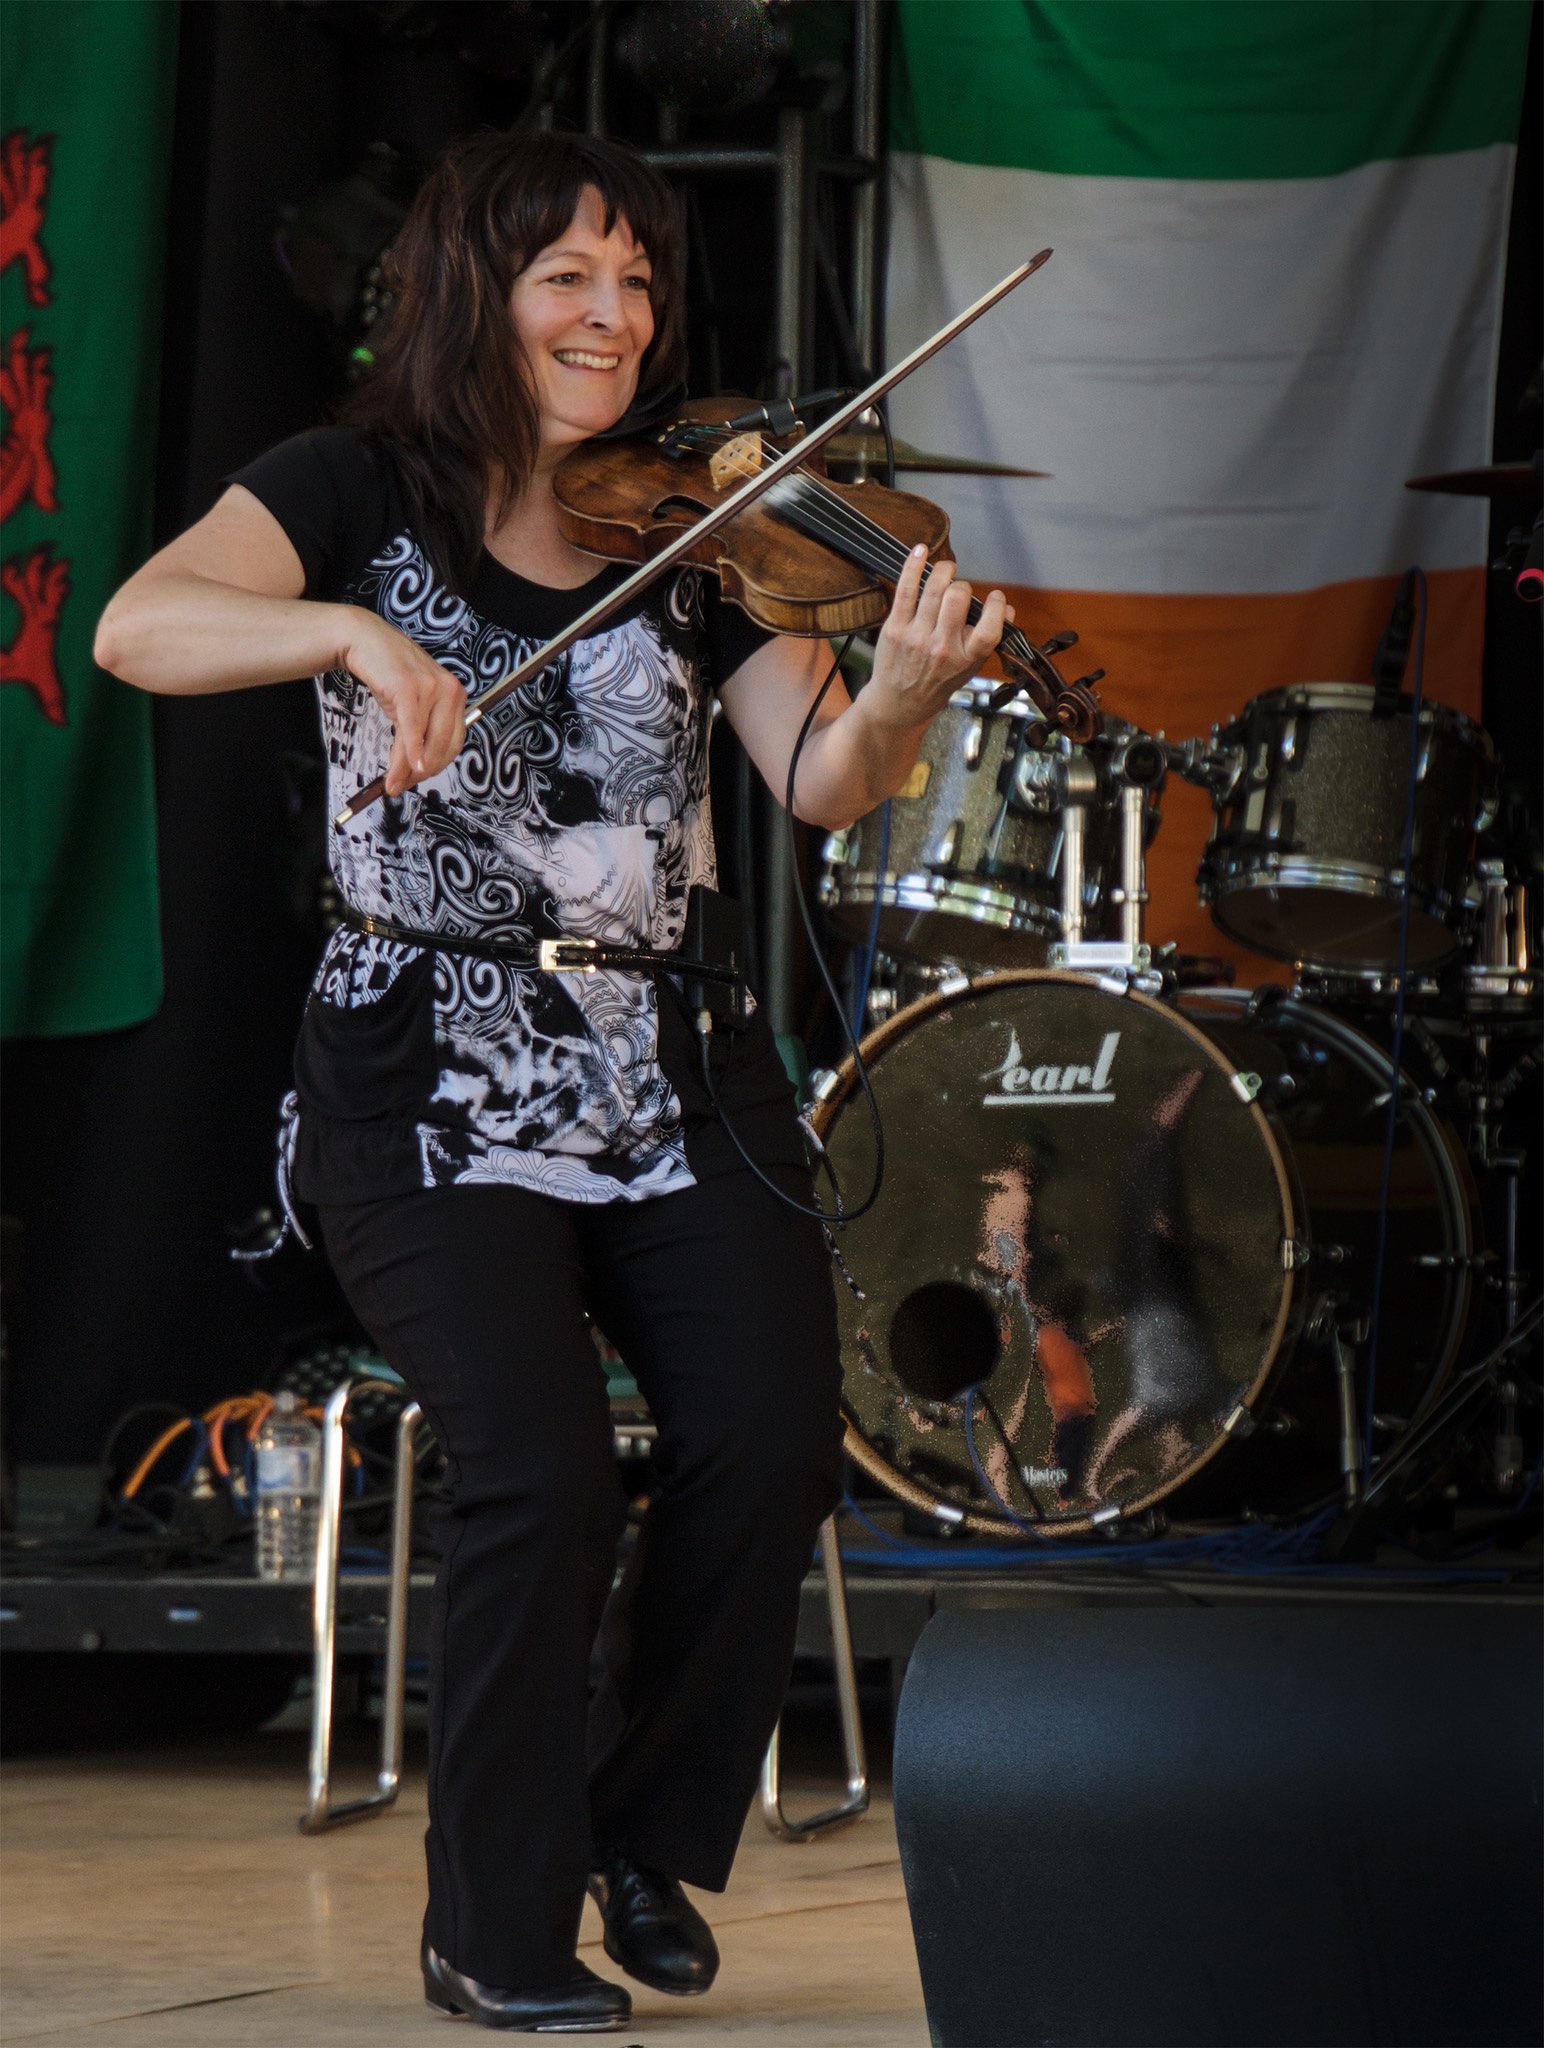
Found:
[1222,1404,1257,1438]
[809,1067,840,1102]
[1231,1068,1264,1103]
[927,820,963,872]
[937,971,972,997]
[1090,1504,1122,1528]
[1280,1236,1310,1270]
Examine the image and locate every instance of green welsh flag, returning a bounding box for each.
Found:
[1,0,176,1036]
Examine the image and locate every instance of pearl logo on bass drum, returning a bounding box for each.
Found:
[980,1029,1120,1107]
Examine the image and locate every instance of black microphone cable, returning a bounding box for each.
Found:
[695,635,889,1226]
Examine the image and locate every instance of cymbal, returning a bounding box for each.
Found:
[1405,461,1542,503]
[824,429,1049,480]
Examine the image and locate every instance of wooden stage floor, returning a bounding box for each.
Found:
[0,1708,927,2047]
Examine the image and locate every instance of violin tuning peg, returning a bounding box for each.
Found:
[1040,630,1078,656]
[1073,669,1105,693]
[986,681,1022,712]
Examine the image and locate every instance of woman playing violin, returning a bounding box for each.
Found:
[96,129,1010,2033]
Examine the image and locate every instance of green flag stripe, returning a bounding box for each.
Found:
[1,0,176,1037]
[890,0,1531,181]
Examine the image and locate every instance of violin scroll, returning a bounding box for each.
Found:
[990,635,1104,745]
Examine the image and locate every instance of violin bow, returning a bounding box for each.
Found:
[336,250,1053,825]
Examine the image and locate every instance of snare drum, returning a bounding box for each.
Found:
[818,682,1122,970]
[1197,683,1497,971]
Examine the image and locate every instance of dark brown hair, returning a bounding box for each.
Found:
[341,129,686,594]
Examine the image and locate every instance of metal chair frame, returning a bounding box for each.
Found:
[759,1514,870,1840]
[303,1380,421,1833]
[304,1394,867,1843]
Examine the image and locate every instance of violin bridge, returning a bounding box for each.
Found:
[709,431,764,490]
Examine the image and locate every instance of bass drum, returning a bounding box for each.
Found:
[813,974,1478,1534]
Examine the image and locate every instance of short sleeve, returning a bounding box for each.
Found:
[223,427,393,602]
[700,578,776,689]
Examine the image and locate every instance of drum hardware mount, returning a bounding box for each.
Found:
[1493,1380,1525,1498]
[1328,1318,1368,1510]
[1220,1404,1296,1443]
[1464,862,1536,1008]
[1048,743,1162,983]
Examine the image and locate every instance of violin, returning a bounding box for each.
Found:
[552,395,1103,744]
[336,255,1095,825]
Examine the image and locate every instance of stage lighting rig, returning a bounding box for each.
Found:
[614,0,791,113]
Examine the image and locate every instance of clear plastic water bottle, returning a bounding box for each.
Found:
[254,1391,322,1582]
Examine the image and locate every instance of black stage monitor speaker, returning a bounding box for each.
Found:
[894,1603,1542,2048]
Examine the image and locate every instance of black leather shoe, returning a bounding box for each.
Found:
[586,1854,720,1997]
[422,1939,631,2032]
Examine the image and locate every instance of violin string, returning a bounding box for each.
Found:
[680,424,938,582]
[771,472,1045,676]
[676,424,1046,677]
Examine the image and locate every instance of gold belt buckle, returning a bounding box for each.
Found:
[537,937,601,973]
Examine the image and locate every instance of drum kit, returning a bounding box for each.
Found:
[808,480,1541,1542]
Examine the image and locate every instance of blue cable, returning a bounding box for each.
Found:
[1513,1442,1544,1513]
[177,1423,210,1489]
[1362,567,1427,1477]
[836,1494,1525,1583]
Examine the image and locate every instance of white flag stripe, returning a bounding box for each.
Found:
[886,145,1512,596]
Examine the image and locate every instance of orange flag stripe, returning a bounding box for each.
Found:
[989,566,1486,981]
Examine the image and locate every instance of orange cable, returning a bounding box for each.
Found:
[121,1417,195,1499]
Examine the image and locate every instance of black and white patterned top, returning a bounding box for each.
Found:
[230,427,804,1208]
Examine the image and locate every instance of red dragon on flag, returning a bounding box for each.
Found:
[1,129,69,725]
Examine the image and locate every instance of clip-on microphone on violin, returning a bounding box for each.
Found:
[657,391,855,456]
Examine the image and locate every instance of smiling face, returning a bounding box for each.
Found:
[509,185,656,464]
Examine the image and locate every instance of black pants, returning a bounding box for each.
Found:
[319,1169,844,1990]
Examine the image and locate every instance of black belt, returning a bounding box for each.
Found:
[341,907,742,986]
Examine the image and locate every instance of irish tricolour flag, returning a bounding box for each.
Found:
[885,0,1530,970]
